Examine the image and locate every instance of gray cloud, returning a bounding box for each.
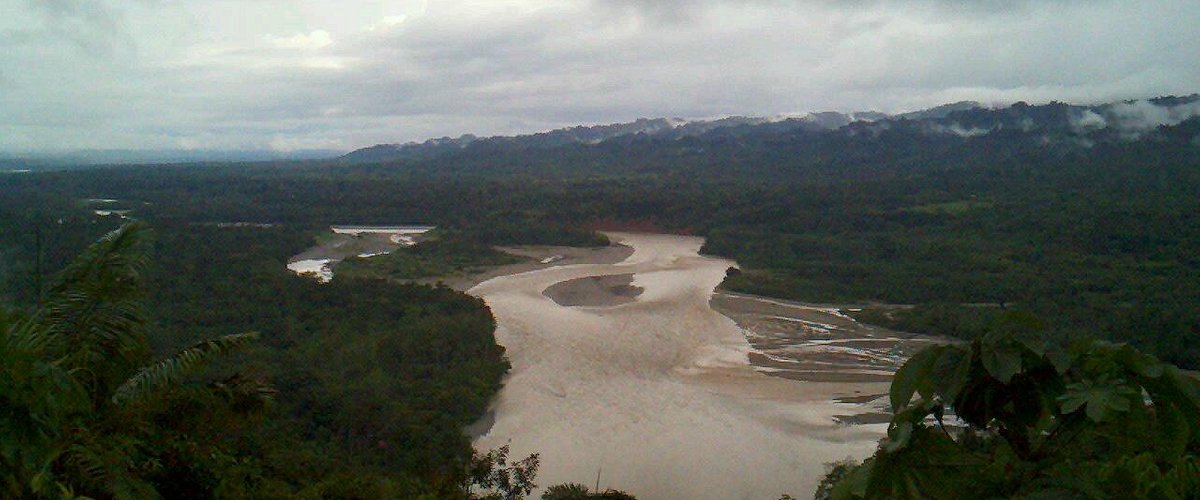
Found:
[0,0,1197,153]
[24,0,135,56]
[0,28,40,47]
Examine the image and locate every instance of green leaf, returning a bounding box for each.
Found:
[1117,345,1165,379]
[1017,336,1046,357]
[890,346,942,412]
[1058,381,1137,423]
[112,332,258,405]
[1045,347,1072,375]
[37,222,154,404]
[1156,403,1190,459]
[929,347,971,402]
[1141,367,1200,440]
[981,340,1023,384]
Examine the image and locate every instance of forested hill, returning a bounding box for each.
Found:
[341,95,1200,165]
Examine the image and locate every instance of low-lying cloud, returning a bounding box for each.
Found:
[1067,99,1200,136]
[1106,100,1200,132]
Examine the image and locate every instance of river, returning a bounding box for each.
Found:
[470,233,891,499]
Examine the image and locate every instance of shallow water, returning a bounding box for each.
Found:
[470,233,887,499]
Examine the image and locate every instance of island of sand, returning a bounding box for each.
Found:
[542,273,643,307]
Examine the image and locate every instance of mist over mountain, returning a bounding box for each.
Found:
[343,95,1200,163]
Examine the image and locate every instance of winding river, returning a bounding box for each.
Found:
[470,233,889,499]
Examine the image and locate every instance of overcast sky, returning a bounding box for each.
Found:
[2,0,1197,153]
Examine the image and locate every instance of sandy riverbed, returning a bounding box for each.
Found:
[426,244,634,291]
[469,233,893,499]
[542,273,643,307]
[710,292,944,384]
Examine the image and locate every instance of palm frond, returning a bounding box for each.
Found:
[2,309,53,355]
[60,430,161,500]
[1,313,87,498]
[112,332,259,405]
[51,222,151,289]
[36,222,153,401]
[211,373,278,410]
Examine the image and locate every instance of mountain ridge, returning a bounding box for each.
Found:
[342,95,1200,163]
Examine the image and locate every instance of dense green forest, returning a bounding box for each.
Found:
[146,225,512,496]
[5,115,1198,368]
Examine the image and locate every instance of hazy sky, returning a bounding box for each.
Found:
[2,0,1197,153]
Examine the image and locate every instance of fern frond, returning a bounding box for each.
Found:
[38,222,153,396]
[112,332,259,405]
[2,312,53,354]
[51,222,151,291]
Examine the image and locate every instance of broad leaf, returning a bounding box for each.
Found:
[1058,381,1136,423]
[928,347,972,402]
[1045,347,1072,375]
[981,339,1023,384]
[890,346,942,412]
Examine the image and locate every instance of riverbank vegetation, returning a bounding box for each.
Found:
[337,233,524,282]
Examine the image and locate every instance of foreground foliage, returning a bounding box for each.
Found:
[1,223,269,498]
[1,223,542,498]
[823,316,1200,499]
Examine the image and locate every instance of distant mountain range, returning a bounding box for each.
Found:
[8,96,1195,170]
[343,95,1200,163]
